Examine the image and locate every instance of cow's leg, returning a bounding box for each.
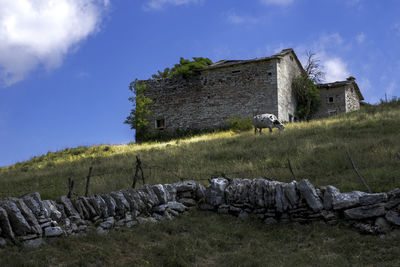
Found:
[259,128,262,135]
[269,127,272,133]
[254,126,257,135]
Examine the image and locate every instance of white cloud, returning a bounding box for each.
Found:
[356,32,365,44]
[0,0,109,87]
[295,33,350,83]
[144,0,201,10]
[260,0,294,6]
[323,57,349,83]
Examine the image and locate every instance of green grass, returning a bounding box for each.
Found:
[1,100,400,265]
[1,100,400,199]
[1,211,400,266]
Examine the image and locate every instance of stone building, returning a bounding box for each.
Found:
[314,76,364,118]
[140,49,363,136]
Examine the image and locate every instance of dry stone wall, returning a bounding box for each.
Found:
[1,178,400,248]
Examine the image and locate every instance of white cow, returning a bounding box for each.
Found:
[253,113,285,134]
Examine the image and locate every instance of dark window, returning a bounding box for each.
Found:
[268,72,272,76]
[327,96,334,103]
[290,56,294,61]
[155,119,165,129]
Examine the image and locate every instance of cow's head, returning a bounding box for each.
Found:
[273,119,285,130]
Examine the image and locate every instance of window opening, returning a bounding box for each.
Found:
[155,119,165,129]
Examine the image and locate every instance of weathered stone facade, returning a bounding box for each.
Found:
[140,49,363,136]
[314,77,363,119]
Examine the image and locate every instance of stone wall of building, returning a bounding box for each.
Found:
[314,86,347,119]
[277,52,303,122]
[345,85,361,112]
[143,59,279,133]
[1,178,400,248]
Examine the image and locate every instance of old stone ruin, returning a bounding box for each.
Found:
[1,178,400,248]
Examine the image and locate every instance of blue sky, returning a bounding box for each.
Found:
[0,0,399,167]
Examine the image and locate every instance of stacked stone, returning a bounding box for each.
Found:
[202,178,400,234]
[0,181,201,248]
[1,178,400,248]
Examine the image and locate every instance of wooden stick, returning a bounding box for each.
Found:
[67,178,74,198]
[287,158,297,180]
[345,149,371,193]
[132,156,140,188]
[85,166,93,197]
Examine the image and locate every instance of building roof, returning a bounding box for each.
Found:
[205,48,304,72]
[317,77,364,100]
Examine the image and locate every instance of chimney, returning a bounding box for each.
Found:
[346,76,356,81]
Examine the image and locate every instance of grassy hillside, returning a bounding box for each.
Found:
[1,99,399,199]
[0,99,400,265]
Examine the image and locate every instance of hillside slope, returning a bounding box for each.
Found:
[1,100,400,266]
[1,100,399,200]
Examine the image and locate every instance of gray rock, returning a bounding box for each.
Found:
[225,179,243,204]
[136,217,157,224]
[44,226,63,237]
[385,198,400,209]
[177,198,197,207]
[99,217,115,229]
[249,178,263,207]
[0,207,15,240]
[57,196,80,218]
[23,237,46,248]
[195,184,206,201]
[297,179,323,212]
[263,180,277,209]
[163,184,177,201]
[101,195,117,217]
[332,191,366,210]
[22,192,44,217]
[359,193,388,206]
[388,188,400,199]
[72,199,90,219]
[11,198,42,235]
[323,185,340,210]
[93,195,109,218]
[275,183,285,212]
[141,185,160,207]
[166,201,187,213]
[173,180,197,193]
[125,221,137,228]
[79,197,98,218]
[1,200,32,236]
[137,189,155,210]
[205,178,229,207]
[344,203,386,220]
[42,200,63,222]
[284,181,299,207]
[129,190,147,212]
[0,237,6,248]
[110,191,130,217]
[120,190,139,212]
[385,210,400,226]
[354,223,379,234]
[152,184,169,204]
[375,217,391,233]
